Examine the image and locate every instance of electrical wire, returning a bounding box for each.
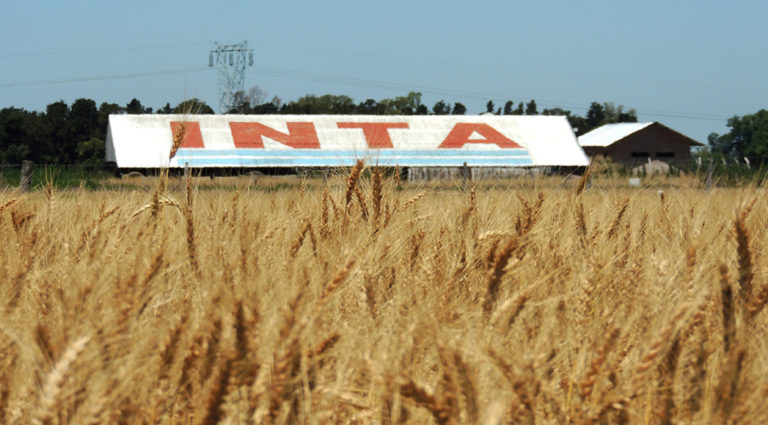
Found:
[0,42,210,58]
[0,46,731,123]
[247,40,768,96]
[247,66,729,122]
[3,39,760,96]
[0,67,209,88]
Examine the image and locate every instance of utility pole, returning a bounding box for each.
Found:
[209,41,254,113]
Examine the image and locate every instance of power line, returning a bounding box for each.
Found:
[0,57,730,122]
[247,40,768,96]
[2,39,763,99]
[0,42,210,58]
[0,67,209,88]
[249,65,586,111]
[247,65,730,122]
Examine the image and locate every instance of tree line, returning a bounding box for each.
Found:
[228,89,639,137]
[0,89,765,165]
[707,110,768,165]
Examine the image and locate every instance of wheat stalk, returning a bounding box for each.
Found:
[735,207,754,301]
[397,191,427,213]
[606,197,630,240]
[33,336,90,425]
[0,198,18,213]
[169,121,187,160]
[354,185,369,221]
[399,378,454,425]
[575,165,591,195]
[372,167,383,226]
[345,160,365,211]
[483,235,518,318]
[131,196,182,219]
[321,259,355,302]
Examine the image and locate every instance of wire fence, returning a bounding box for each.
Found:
[0,159,766,190]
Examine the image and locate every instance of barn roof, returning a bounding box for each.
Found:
[106,114,589,168]
[577,122,654,147]
[578,122,703,148]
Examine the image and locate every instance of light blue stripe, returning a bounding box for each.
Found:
[177,157,534,167]
[175,148,530,158]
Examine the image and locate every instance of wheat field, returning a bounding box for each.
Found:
[0,165,766,424]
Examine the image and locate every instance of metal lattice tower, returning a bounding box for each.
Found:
[209,41,254,113]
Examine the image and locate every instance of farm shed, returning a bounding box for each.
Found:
[578,122,703,167]
[106,114,588,172]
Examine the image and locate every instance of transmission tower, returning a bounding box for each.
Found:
[209,41,254,113]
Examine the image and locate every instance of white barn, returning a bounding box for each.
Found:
[106,114,589,171]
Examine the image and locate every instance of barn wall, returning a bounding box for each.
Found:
[604,124,694,166]
[582,147,606,158]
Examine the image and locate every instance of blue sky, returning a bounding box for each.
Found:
[1,1,766,143]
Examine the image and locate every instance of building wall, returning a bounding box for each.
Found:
[406,166,546,181]
[602,124,694,166]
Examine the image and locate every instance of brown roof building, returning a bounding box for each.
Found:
[577,122,703,167]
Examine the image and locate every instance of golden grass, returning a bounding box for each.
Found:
[0,169,767,424]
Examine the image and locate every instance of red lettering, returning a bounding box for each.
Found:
[230,122,320,149]
[438,123,521,149]
[336,122,408,148]
[170,121,204,148]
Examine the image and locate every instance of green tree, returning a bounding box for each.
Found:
[357,99,381,115]
[231,86,269,113]
[252,100,280,114]
[382,99,395,115]
[329,95,357,114]
[45,100,70,161]
[376,92,423,115]
[503,101,515,115]
[76,137,105,164]
[452,102,467,115]
[126,98,151,114]
[568,115,588,135]
[157,103,174,114]
[432,100,451,115]
[394,91,423,115]
[283,94,355,114]
[586,102,605,128]
[175,98,214,114]
[292,94,322,114]
[69,99,99,141]
[486,100,495,114]
[570,101,639,135]
[229,91,252,113]
[0,108,34,163]
[602,102,637,123]
[54,98,100,164]
[0,107,55,163]
[97,102,123,139]
[525,99,538,115]
[710,109,768,163]
[618,112,637,122]
[541,107,571,117]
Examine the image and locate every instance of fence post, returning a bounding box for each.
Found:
[705,159,714,191]
[19,161,33,192]
[461,162,471,192]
